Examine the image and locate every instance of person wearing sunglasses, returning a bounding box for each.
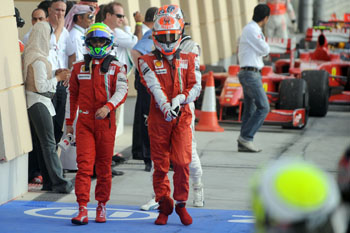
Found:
[65,4,95,61]
[102,2,142,75]
[67,23,128,225]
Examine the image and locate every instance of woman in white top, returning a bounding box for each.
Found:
[23,21,73,193]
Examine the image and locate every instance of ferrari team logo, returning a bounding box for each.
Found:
[154,60,163,69]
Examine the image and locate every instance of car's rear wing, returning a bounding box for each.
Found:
[305,27,350,43]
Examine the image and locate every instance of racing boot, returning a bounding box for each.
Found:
[175,202,193,225]
[95,202,107,223]
[155,196,174,225]
[193,183,204,207]
[71,206,88,225]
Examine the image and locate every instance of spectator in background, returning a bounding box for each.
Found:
[65,4,95,60]
[108,2,142,74]
[251,158,341,233]
[23,8,48,45]
[131,6,158,170]
[237,4,270,153]
[37,0,51,16]
[95,4,105,23]
[259,0,296,39]
[67,23,128,225]
[23,21,73,194]
[65,1,77,16]
[48,0,76,144]
[78,0,100,14]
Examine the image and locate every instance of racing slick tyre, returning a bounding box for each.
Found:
[345,67,350,91]
[302,70,329,117]
[278,79,309,129]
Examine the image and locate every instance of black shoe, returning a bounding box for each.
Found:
[112,169,124,176]
[144,163,152,172]
[112,153,126,165]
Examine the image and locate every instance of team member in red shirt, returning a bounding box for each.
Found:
[66,23,128,225]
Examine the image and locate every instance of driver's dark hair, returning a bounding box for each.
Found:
[252,4,270,23]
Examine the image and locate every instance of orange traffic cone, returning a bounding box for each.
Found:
[195,71,224,132]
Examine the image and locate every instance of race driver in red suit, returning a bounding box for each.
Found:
[66,23,128,225]
[139,5,201,226]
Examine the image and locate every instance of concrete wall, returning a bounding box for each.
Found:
[0,0,31,205]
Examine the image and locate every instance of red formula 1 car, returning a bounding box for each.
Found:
[275,28,350,116]
[197,38,308,129]
[317,13,350,29]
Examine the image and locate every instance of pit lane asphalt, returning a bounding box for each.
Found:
[15,102,349,232]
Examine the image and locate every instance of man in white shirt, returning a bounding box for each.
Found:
[237,4,270,152]
[65,4,95,61]
[102,2,142,75]
[48,0,77,144]
[23,8,48,45]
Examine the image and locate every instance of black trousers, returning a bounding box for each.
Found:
[28,103,72,192]
[52,83,67,144]
[132,70,151,165]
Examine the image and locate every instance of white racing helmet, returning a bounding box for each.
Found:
[152,5,185,56]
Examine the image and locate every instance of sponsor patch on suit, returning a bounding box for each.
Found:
[80,65,90,73]
[155,69,167,74]
[154,60,163,69]
[77,74,91,80]
[180,60,188,69]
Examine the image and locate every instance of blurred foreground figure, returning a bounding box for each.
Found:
[251,158,341,233]
[337,146,350,232]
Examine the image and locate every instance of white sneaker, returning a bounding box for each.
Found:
[193,183,204,207]
[140,198,159,211]
[237,137,262,153]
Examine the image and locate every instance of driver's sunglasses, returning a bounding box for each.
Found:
[90,37,107,44]
[114,13,125,19]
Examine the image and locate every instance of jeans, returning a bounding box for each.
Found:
[238,70,269,141]
[28,103,73,193]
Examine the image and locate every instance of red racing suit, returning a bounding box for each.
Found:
[139,51,201,202]
[66,57,128,206]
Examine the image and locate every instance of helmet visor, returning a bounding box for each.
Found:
[88,37,108,45]
[155,33,181,44]
[86,29,111,41]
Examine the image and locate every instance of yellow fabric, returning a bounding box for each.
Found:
[275,164,328,209]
